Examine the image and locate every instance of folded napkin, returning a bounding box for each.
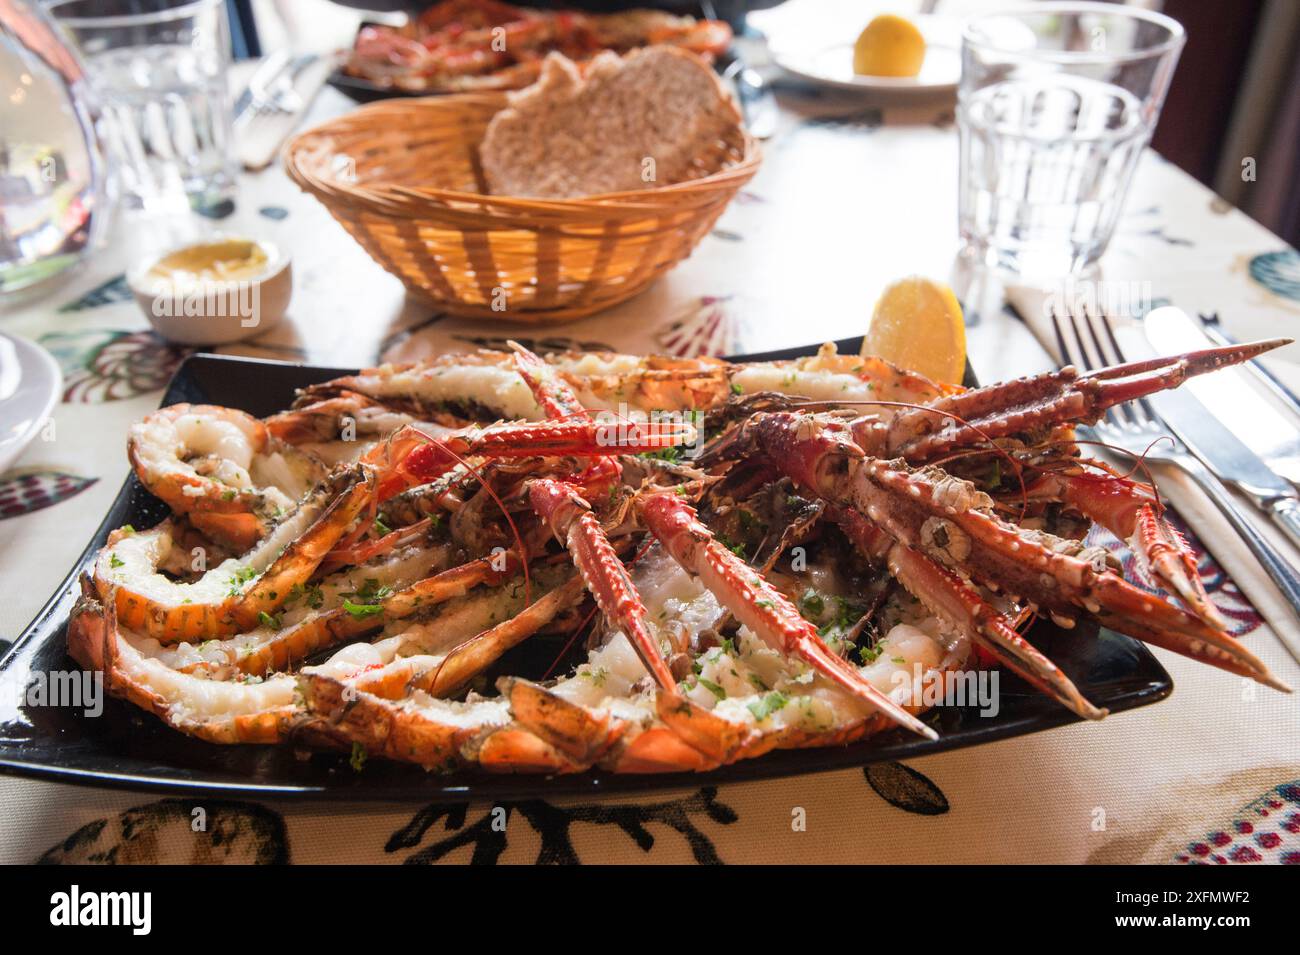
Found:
[1005,283,1300,649]
[234,55,333,172]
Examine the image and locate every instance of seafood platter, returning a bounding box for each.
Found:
[1,331,1288,798]
[334,0,732,99]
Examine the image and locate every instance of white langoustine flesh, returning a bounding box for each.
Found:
[291,350,733,420]
[93,467,375,643]
[144,540,454,677]
[287,345,951,424]
[295,542,964,772]
[128,403,325,550]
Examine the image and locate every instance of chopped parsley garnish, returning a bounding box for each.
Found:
[108,553,124,569]
[747,691,788,721]
[639,446,681,463]
[342,599,384,619]
[858,643,884,664]
[698,678,726,700]
[258,611,282,630]
[349,742,368,772]
[226,565,258,596]
[717,534,746,559]
[799,590,824,618]
[373,517,391,537]
[344,578,393,603]
[296,583,325,609]
[338,578,394,618]
[817,595,871,645]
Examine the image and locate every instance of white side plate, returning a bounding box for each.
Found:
[762,9,963,97]
[774,40,962,94]
[0,332,62,473]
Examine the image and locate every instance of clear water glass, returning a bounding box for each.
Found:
[1,0,108,298]
[48,0,236,213]
[957,2,1184,277]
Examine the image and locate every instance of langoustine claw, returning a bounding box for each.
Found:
[748,411,1288,694]
[864,339,1290,464]
[831,504,1106,720]
[639,491,940,740]
[1022,465,1224,630]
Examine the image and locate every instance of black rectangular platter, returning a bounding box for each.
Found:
[0,338,1173,800]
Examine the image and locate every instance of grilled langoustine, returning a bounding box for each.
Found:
[70,338,1291,773]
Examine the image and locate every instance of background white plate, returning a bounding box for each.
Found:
[0,332,62,473]
[755,3,963,98]
[773,39,962,94]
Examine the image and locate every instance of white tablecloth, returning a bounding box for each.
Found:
[3,63,1299,865]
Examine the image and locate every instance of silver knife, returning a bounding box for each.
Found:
[1146,307,1300,487]
[233,50,291,123]
[262,53,319,117]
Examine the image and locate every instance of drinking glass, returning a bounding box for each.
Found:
[957,2,1184,277]
[0,0,108,298]
[48,0,236,213]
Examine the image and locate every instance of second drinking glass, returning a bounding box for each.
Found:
[957,2,1184,277]
[49,0,236,213]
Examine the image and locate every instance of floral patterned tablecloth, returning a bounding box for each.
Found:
[2,66,1299,865]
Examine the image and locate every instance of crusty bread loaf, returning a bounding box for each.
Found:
[479,46,742,199]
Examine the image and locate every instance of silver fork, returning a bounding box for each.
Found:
[1051,301,1300,652]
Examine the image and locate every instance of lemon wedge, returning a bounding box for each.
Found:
[853,14,926,78]
[862,276,966,384]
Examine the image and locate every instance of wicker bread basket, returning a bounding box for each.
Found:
[282,93,760,324]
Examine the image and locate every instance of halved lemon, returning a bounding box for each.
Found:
[853,14,926,78]
[862,276,966,384]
